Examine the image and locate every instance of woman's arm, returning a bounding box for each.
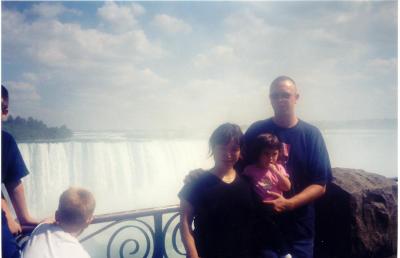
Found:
[269,164,291,191]
[180,199,200,258]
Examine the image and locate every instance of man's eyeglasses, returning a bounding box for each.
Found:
[269,92,294,100]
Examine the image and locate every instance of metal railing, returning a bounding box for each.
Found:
[18,205,186,258]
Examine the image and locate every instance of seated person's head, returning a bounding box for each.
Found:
[55,187,95,234]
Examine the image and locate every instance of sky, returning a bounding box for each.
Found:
[1,1,397,131]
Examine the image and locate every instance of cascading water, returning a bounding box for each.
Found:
[19,138,213,219]
[16,128,397,220]
[9,129,396,257]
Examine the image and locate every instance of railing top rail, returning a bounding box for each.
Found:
[92,204,180,224]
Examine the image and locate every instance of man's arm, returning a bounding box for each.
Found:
[264,184,326,213]
[265,126,332,213]
[5,180,38,226]
[180,199,200,258]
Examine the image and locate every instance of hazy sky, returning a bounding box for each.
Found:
[1,1,397,131]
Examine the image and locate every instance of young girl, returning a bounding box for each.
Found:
[243,133,292,258]
[179,123,257,258]
[243,133,291,201]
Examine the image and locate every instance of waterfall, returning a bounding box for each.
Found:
[15,128,397,219]
[18,139,213,218]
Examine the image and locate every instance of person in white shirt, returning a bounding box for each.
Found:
[22,187,95,258]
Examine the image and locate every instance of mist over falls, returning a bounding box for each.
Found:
[17,128,396,219]
[19,139,212,218]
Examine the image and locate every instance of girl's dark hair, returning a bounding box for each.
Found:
[209,123,243,154]
[252,133,280,160]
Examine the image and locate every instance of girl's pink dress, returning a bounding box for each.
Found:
[243,164,289,201]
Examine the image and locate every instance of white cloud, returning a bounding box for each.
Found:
[5,81,41,101]
[152,14,192,34]
[1,2,396,130]
[367,58,396,70]
[2,9,25,27]
[2,4,171,129]
[29,2,81,18]
[130,3,146,16]
[2,9,165,68]
[193,45,238,69]
[97,2,145,32]
[22,73,39,82]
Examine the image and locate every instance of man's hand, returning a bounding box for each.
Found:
[263,191,293,213]
[264,184,327,213]
[183,169,205,185]
[7,219,22,235]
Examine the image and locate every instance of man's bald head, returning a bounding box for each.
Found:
[269,75,299,122]
[269,75,298,94]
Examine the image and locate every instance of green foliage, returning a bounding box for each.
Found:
[2,115,72,142]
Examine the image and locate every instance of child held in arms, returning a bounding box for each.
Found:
[22,187,95,258]
[243,133,292,258]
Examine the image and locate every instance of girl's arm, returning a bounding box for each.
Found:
[180,199,200,258]
[269,164,291,191]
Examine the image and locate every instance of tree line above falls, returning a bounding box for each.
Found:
[2,116,72,142]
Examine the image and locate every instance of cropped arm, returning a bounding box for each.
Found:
[5,180,39,227]
[2,196,22,234]
[180,199,200,258]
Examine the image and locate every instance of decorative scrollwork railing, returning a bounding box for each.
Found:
[80,205,185,258]
[19,205,185,258]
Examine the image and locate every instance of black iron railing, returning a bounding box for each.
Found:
[18,205,185,258]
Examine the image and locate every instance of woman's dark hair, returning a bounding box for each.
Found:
[251,133,280,161]
[209,123,243,155]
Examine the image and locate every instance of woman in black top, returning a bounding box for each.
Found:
[179,123,259,258]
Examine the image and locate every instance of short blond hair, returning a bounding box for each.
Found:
[57,187,95,227]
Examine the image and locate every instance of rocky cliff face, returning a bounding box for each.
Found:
[315,168,397,258]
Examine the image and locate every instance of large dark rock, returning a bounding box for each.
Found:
[315,168,397,258]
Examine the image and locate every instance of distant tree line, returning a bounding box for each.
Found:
[2,116,72,142]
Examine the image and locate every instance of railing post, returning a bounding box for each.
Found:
[153,213,164,258]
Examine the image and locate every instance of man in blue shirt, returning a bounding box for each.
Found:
[242,76,332,258]
[2,85,38,258]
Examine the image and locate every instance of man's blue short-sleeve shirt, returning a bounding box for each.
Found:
[2,130,29,184]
